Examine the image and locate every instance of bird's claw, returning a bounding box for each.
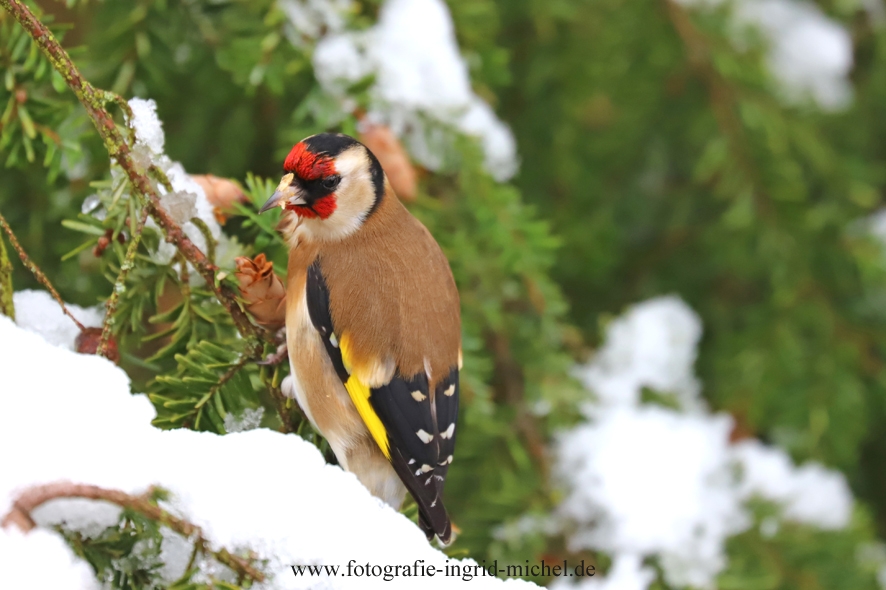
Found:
[257,342,288,366]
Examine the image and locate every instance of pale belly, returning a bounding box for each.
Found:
[285,291,406,507]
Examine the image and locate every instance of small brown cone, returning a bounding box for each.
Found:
[75,327,120,364]
[192,174,249,224]
[235,254,286,330]
[358,122,417,202]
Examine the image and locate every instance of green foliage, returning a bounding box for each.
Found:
[61,510,165,589]
[58,492,262,589]
[4,0,886,587]
[0,7,81,174]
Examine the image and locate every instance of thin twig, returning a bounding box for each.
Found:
[0,230,13,319]
[193,354,253,431]
[0,210,85,331]
[0,0,267,352]
[2,482,265,583]
[99,207,149,358]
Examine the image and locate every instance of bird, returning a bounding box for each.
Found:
[260,133,461,543]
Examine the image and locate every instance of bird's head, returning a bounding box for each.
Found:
[260,133,385,241]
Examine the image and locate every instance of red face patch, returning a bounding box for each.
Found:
[284,142,337,181]
[284,195,337,219]
[282,142,339,220]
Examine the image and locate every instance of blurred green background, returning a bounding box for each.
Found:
[5,0,886,587]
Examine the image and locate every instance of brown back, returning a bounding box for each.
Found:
[317,192,461,387]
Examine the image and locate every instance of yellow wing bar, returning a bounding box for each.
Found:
[340,333,391,459]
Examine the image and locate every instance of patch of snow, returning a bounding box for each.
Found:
[157,527,194,583]
[553,295,857,589]
[128,97,165,156]
[737,0,853,110]
[31,498,122,539]
[555,405,745,589]
[127,98,240,270]
[573,296,702,411]
[13,289,103,350]
[0,527,99,589]
[0,315,537,589]
[224,407,265,433]
[733,439,853,529]
[310,0,519,180]
[159,190,198,226]
[676,0,853,110]
[279,0,353,42]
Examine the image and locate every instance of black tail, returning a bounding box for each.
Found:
[418,509,451,544]
[390,447,452,543]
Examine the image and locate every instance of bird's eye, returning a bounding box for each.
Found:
[322,175,341,191]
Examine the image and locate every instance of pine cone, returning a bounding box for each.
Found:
[192,174,248,224]
[75,327,120,364]
[358,122,418,202]
[234,254,286,329]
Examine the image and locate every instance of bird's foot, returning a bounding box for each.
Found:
[257,342,288,366]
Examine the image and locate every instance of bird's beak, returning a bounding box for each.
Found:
[260,173,305,214]
[259,190,286,214]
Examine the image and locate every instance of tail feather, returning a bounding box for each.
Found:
[390,447,452,543]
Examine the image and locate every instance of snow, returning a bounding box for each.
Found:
[678,0,853,110]
[125,97,240,269]
[0,315,537,589]
[733,439,853,529]
[13,289,103,350]
[573,296,702,411]
[224,407,265,433]
[553,295,855,589]
[279,0,353,42]
[0,527,100,590]
[736,0,853,110]
[129,98,165,156]
[31,498,122,539]
[309,0,519,180]
[159,190,198,225]
[555,406,745,588]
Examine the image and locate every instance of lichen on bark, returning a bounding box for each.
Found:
[0,234,13,320]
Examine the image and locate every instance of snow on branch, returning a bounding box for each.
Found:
[0,316,538,588]
[549,296,855,590]
[3,482,265,583]
[0,0,266,349]
[307,0,519,180]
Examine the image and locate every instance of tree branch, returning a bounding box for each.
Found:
[0,210,84,331]
[2,481,265,583]
[99,207,149,358]
[663,0,774,218]
[0,0,266,352]
[0,229,13,319]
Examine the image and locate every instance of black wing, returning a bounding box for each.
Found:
[306,258,459,543]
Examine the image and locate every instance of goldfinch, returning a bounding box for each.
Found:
[260,133,461,543]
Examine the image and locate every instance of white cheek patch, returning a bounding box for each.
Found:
[294,148,378,243]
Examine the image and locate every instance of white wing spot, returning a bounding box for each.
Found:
[408,458,415,465]
[444,384,455,397]
[438,455,453,466]
[441,423,455,440]
[329,333,338,348]
[420,464,433,473]
[416,429,434,444]
[411,390,427,402]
